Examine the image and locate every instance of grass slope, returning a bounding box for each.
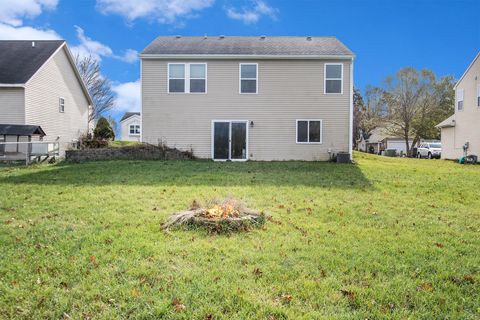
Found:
[0,153,478,319]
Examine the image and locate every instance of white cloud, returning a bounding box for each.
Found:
[227,0,277,24]
[70,26,138,63]
[0,22,60,40]
[96,0,215,24]
[0,0,58,27]
[112,80,141,112]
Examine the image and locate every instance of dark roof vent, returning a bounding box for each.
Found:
[260,35,266,40]
[175,35,181,39]
[219,35,225,39]
[306,36,312,41]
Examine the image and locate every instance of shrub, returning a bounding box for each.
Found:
[94,117,115,140]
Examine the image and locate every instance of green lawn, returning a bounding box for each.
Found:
[0,153,478,319]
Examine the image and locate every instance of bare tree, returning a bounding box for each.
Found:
[362,86,387,136]
[382,68,429,155]
[75,55,115,126]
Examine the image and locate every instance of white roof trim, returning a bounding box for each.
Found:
[0,84,25,88]
[120,114,141,122]
[454,51,480,89]
[140,54,355,60]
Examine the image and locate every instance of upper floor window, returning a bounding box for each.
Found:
[296,120,322,144]
[325,63,343,94]
[129,124,140,135]
[477,85,480,107]
[240,63,258,94]
[457,89,464,111]
[168,63,206,93]
[59,97,65,113]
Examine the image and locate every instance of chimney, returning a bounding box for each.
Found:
[32,41,35,47]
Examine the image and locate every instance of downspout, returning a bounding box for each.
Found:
[349,57,354,160]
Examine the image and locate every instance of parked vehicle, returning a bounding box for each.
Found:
[417,142,442,159]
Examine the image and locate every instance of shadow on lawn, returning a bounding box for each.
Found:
[0,160,373,189]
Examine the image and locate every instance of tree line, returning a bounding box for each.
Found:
[354,67,455,155]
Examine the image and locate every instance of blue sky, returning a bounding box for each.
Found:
[1,0,479,125]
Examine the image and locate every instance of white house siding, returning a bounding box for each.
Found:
[386,139,412,155]
[0,87,25,124]
[142,59,352,161]
[24,47,89,153]
[121,115,141,141]
[440,53,480,159]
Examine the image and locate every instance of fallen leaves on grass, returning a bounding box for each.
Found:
[252,267,263,278]
[340,289,356,301]
[418,282,433,291]
[435,243,445,248]
[172,298,186,312]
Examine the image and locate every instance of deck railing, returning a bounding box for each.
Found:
[0,141,60,164]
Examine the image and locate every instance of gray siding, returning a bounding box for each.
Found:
[0,87,25,124]
[142,59,351,161]
[25,47,89,152]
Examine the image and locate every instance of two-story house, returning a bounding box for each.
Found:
[140,36,355,161]
[0,40,92,156]
[437,52,480,159]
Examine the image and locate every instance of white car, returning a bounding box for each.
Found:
[417,142,441,159]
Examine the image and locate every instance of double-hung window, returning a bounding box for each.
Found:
[59,97,65,113]
[129,124,140,135]
[296,120,322,144]
[240,63,258,94]
[168,63,206,93]
[324,64,343,94]
[457,89,464,111]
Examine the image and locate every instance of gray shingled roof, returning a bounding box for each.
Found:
[142,36,354,57]
[0,40,65,84]
[0,124,46,136]
[121,112,141,122]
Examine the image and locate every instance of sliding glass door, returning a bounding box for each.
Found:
[212,121,248,161]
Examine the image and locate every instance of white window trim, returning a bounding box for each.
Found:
[129,124,141,136]
[167,63,207,94]
[324,63,344,95]
[211,120,249,162]
[477,84,480,107]
[457,89,464,112]
[239,63,258,94]
[296,119,323,144]
[59,97,65,113]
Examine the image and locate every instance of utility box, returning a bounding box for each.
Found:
[336,152,351,163]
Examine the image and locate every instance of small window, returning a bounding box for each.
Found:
[59,97,65,113]
[240,63,258,94]
[169,64,185,93]
[477,85,480,107]
[296,120,322,143]
[325,64,343,94]
[457,89,464,111]
[190,64,206,93]
[129,124,140,135]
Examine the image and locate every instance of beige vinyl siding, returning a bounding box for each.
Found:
[441,54,480,159]
[25,47,89,153]
[0,87,25,124]
[142,59,351,161]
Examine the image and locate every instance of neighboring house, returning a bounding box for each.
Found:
[357,127,413,155]
[120,112,141,141]
[140,36,354,161]
[437,52,480,159]
[0,40,92,155]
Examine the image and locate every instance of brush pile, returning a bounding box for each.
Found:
[162,197,265,233]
